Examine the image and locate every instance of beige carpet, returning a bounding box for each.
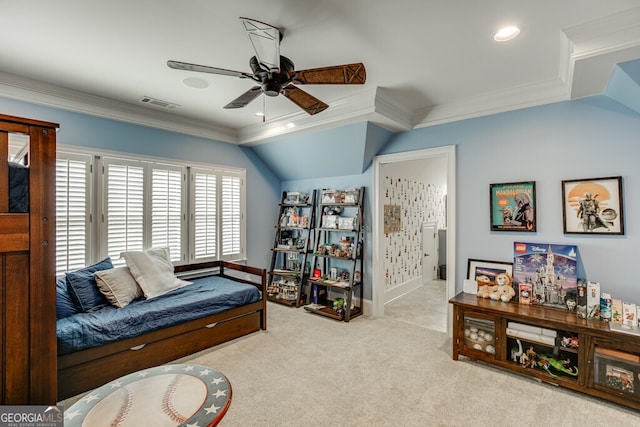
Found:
[176,299,640,427]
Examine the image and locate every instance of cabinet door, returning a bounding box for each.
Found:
[453,308,498,361]
[590,337,640,403]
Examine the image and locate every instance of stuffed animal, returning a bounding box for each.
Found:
[476,275,496,298]
[489,272,516,302]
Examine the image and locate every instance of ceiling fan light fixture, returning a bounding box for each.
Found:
[493,26,520,42]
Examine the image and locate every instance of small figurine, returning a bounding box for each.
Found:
[566,297,577,311]
[521,346,538,369]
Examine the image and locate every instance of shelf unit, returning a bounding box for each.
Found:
[450,292,640,411]
[304,187,364,322]
[266,190,317,307]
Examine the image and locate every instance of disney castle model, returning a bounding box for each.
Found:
[514,242,578,308]
[529,246,567,305]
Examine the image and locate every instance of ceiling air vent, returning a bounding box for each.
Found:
[138,96,180,109]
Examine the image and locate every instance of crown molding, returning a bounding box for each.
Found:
[0,71,238,143]
[565,6,640,99]
[2,8,638,145]
[236,87,413,146]
[413,76,570,129]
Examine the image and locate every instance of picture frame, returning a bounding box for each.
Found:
[489,181,536,232]
[466,258,513,281]
[561,176,624,235]
[383,204,402,233]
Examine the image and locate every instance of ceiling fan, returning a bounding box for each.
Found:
[167,17,366,116]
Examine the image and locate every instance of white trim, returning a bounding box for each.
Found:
[372,145,456,336]
[385,277,423,304]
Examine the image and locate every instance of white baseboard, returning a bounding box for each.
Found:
[384,277,423,305]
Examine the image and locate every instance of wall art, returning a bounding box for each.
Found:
[490,181,536,232]
[561,176,624,235]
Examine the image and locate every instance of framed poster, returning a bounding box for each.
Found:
[466,258,513,281]
[490,181,536,232]
[561,176,624,235]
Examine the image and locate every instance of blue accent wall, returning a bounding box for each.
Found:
[4,92,640,305]
[0,96,281,269]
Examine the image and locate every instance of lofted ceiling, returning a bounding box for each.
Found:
[0,1,639,146]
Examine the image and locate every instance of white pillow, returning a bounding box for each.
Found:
[95,266,143,308]
[121,247,191,299]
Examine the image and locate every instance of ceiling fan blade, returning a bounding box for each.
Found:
[281,84,328,115]
[240,17,281,73]
[289,63,366,84]
[223,86,263,109]
[167,60,254,79]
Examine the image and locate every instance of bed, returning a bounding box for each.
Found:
[1,113,58,405]
[57,259,267,400]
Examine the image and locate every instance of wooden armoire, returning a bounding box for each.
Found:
[1,113,58,404]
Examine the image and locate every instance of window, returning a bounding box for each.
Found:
[221,174,243,257]
[150,165,184,262]
[55,152,93,276]
[191,168,217,260]
[189,168,245,262]
[55,147,245,274]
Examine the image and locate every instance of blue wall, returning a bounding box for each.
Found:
[384,96,640,302]
[4,93,640,305]
[0,97,281,269]
[275,96,640,304]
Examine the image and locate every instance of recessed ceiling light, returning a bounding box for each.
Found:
[493,26,521,42]
[182,77,209,89]
[255,112,265,117]
[286,122,295,128]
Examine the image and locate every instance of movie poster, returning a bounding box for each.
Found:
[490,181,536,232]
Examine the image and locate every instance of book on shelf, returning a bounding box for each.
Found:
[507,321,557,338]
[505,328,556,346]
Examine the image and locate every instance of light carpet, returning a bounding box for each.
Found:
[176,301,640,427]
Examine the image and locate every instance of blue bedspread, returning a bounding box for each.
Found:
[57,275,261,355]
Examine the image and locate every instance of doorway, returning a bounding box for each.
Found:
[371,145,456,335]
[422,222,438,281]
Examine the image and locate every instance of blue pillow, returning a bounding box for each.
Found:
[66,258,114,312]
[56,277,79,319]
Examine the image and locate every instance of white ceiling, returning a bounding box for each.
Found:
[1,1,639,146]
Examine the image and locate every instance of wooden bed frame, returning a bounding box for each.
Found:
[1,113,58,404]
[58,260,267,401]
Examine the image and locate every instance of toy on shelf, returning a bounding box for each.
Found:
[476,275,497,299]
[489,272,516,302]
[536,354,578,378]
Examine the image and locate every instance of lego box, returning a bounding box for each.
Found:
[513,242,578,309]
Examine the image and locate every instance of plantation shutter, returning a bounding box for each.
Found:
[221,173,243,259]
[151,165,184,263]
[192,168,217,260]
[55,153,92,275]
[103,158,145,265]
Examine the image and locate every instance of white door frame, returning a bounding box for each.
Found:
[371,145,456,335]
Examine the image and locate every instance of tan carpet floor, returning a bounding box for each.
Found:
[175,284,640,426]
